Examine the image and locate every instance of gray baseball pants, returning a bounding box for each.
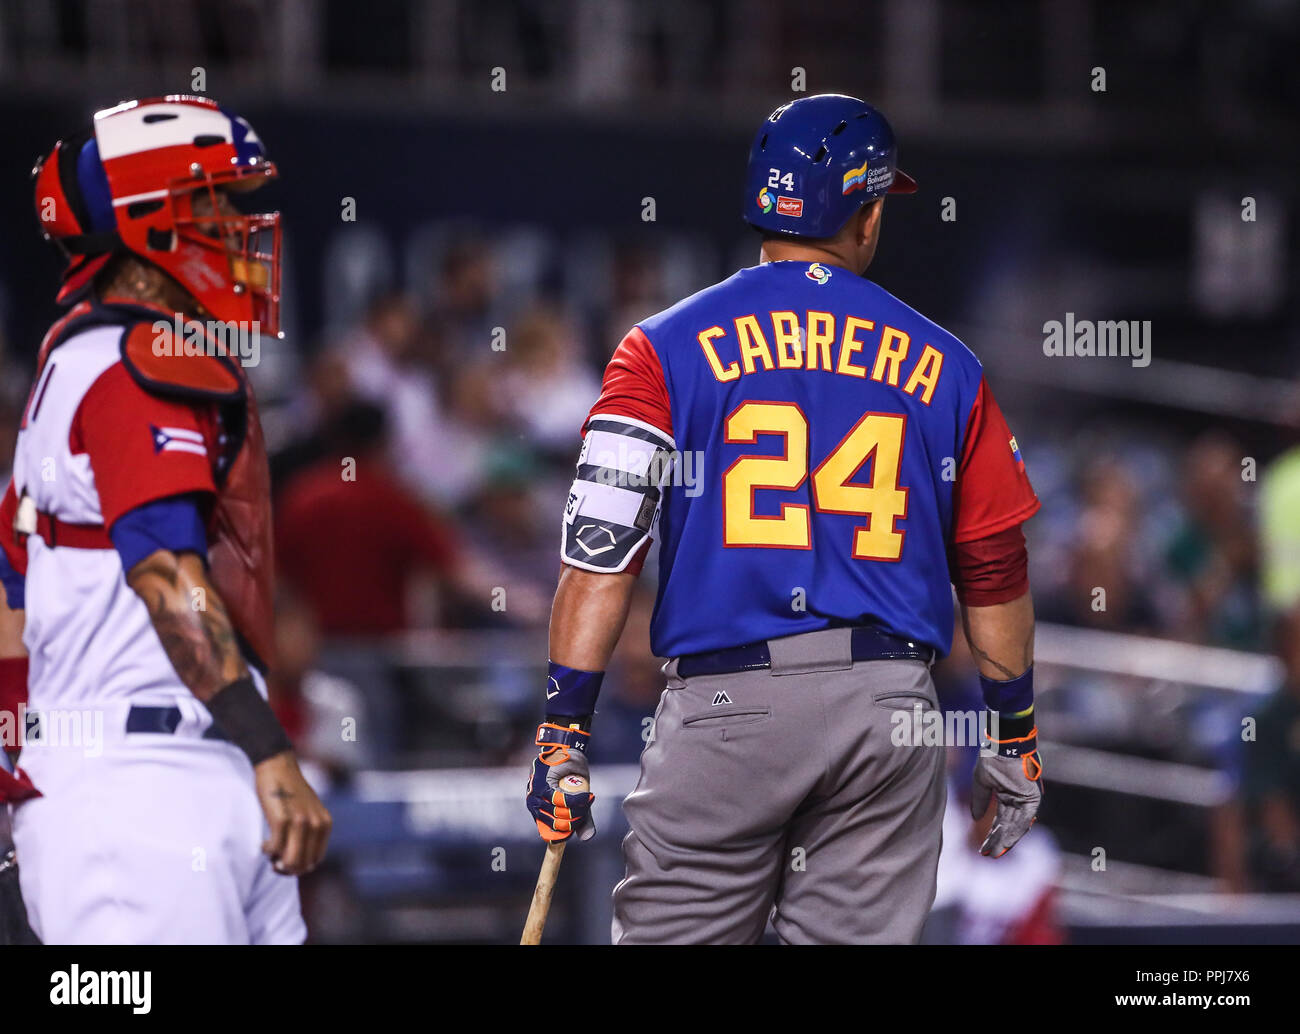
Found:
[611,627,946,944]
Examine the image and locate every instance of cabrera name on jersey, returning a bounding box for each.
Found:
[563,260,1039,659]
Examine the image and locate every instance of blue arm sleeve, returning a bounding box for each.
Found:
[0,544,22,610]
[110,494,208,574]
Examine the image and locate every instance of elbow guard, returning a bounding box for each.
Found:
[561,414,674,573]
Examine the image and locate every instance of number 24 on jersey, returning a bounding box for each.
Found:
[722,401,908,560]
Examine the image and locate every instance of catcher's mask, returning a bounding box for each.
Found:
[32,95,282,337]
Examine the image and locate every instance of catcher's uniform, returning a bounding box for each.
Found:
[563,260,1039,942]
[0,300,302,944]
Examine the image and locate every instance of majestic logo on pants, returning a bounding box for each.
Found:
[711,690,732,706]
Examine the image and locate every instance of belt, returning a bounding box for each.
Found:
[125,705,229,742]
[27,511,112,550]
[675,626,935,679]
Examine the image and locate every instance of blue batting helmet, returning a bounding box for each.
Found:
[743,94,917,239]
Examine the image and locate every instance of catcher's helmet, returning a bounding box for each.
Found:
[744,94,916,239]
[32,96,282,335]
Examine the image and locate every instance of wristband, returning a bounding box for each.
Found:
[985,708,1036,751]
[978,664,1034,715]
[535,721,591,765]
[545,661,604,718]
[205,675,293,765]
[546,713,592,733]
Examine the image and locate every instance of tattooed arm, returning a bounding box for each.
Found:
[127,549,331,875]
[959,589,1034,681]
[127,549,247,700]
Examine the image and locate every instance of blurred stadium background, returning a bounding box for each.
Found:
[0,0,1298,944]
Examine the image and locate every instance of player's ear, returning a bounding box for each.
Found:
[857,199,884,247]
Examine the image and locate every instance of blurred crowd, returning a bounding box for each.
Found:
[256,234,671,757]
[1028,429,1268,651]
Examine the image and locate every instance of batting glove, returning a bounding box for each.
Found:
[970,716,1043,858]
[526,722,596,843]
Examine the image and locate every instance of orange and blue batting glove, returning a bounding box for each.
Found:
[526,721,596,842]
[526,661,603,842]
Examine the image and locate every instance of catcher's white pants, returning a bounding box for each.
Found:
[10,699,304,945]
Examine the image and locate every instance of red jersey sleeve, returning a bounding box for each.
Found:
[0,482,24,578]
[582,327,673,441]
[72,364,217,530]
[951,377,1040,544]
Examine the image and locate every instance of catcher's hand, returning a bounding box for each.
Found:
[970,723,1043,858]
[526,722,595,843]
[254,753,332,875]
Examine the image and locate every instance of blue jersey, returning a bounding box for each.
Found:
[579,260,1039,659]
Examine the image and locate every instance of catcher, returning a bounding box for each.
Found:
[0,95,329,944]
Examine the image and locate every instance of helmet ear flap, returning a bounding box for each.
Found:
[32,139,85,255]
[54,130,96,237]
[34,130,121,258]
[34,129,126,304]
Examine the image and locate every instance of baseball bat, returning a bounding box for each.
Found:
[520,774,588,945]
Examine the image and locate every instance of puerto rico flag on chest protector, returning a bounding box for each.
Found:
[562,260,1040,659]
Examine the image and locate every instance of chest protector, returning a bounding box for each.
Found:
[33,297,276,671]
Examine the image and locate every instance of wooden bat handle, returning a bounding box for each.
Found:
[520,840,567,944]
[520,773,589,945]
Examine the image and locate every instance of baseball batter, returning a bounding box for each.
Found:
[0,96,330,944]
[526,94,1044,944]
